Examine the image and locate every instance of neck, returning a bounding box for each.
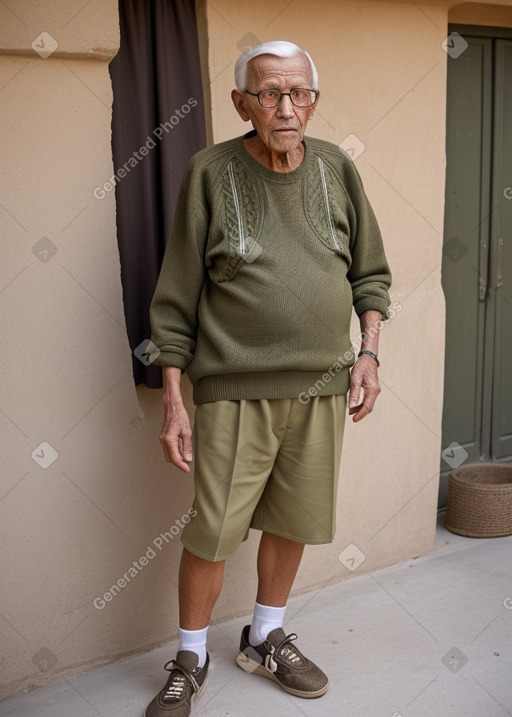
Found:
[243,134,305,173]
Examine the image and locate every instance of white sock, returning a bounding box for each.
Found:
[249,602,286,646]
[179,626,208,668]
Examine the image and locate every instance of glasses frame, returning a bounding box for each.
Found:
[244,88,319,108]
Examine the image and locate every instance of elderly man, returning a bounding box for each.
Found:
[146,40,391,717]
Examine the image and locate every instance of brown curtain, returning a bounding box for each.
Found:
[109,0,206,387]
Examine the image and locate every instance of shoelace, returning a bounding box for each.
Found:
[162,660,200,701]
[280,644,301,664]
[273,633,303,665]
[164,674,186,699]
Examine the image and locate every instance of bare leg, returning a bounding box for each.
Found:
[256,532,305,606]
[178,548,225,630]
[178,533,303,629]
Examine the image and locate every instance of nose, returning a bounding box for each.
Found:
[275,93,295,118]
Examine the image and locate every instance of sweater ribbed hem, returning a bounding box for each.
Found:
[192,369,351,405]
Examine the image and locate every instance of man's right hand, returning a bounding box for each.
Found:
[159,367,193,472]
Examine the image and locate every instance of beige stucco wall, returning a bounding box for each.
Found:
[1,0,511,699]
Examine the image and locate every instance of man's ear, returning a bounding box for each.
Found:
[306,92,319,122]
[231,89,251,122]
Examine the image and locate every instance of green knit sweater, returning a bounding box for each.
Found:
[150,132,391,404]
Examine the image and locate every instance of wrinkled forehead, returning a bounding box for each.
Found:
[246,53,313,88]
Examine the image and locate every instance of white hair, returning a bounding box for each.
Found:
[234,40,318,92]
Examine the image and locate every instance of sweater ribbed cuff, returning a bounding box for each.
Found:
[152,350,190,370]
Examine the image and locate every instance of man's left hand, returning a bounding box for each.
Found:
[348,354,381,422]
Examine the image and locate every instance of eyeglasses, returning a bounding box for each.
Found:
[244,88,319,108]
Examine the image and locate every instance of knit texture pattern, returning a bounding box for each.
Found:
[150,133,391,404]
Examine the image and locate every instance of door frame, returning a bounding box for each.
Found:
[440,23,512,506]
[449,23,512,40]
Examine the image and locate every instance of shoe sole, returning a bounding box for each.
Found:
[143,675,208,717]
[236,651,329,699]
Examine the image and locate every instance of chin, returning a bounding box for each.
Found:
[270,133,302,153]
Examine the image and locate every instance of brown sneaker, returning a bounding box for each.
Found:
[236,625,328,698]
[144,651,209,717]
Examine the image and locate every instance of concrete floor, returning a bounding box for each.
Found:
[1,513,512,717]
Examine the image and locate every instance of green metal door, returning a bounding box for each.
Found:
[440,29,512,506]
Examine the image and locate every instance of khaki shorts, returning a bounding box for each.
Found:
[181,395,346,562]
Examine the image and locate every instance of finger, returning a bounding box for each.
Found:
[348,402,362,416]
[363,389,380,413]
[159,432,173,462]
[160,433,191,473]
[171,449,192,473]
[351,386,380,422]
[351,403,369,423]
[180,432,193,463]
[348,377,361,410]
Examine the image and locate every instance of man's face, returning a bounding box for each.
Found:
[232,53,318,154]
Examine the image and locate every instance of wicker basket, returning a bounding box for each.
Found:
[445,463,512,538]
